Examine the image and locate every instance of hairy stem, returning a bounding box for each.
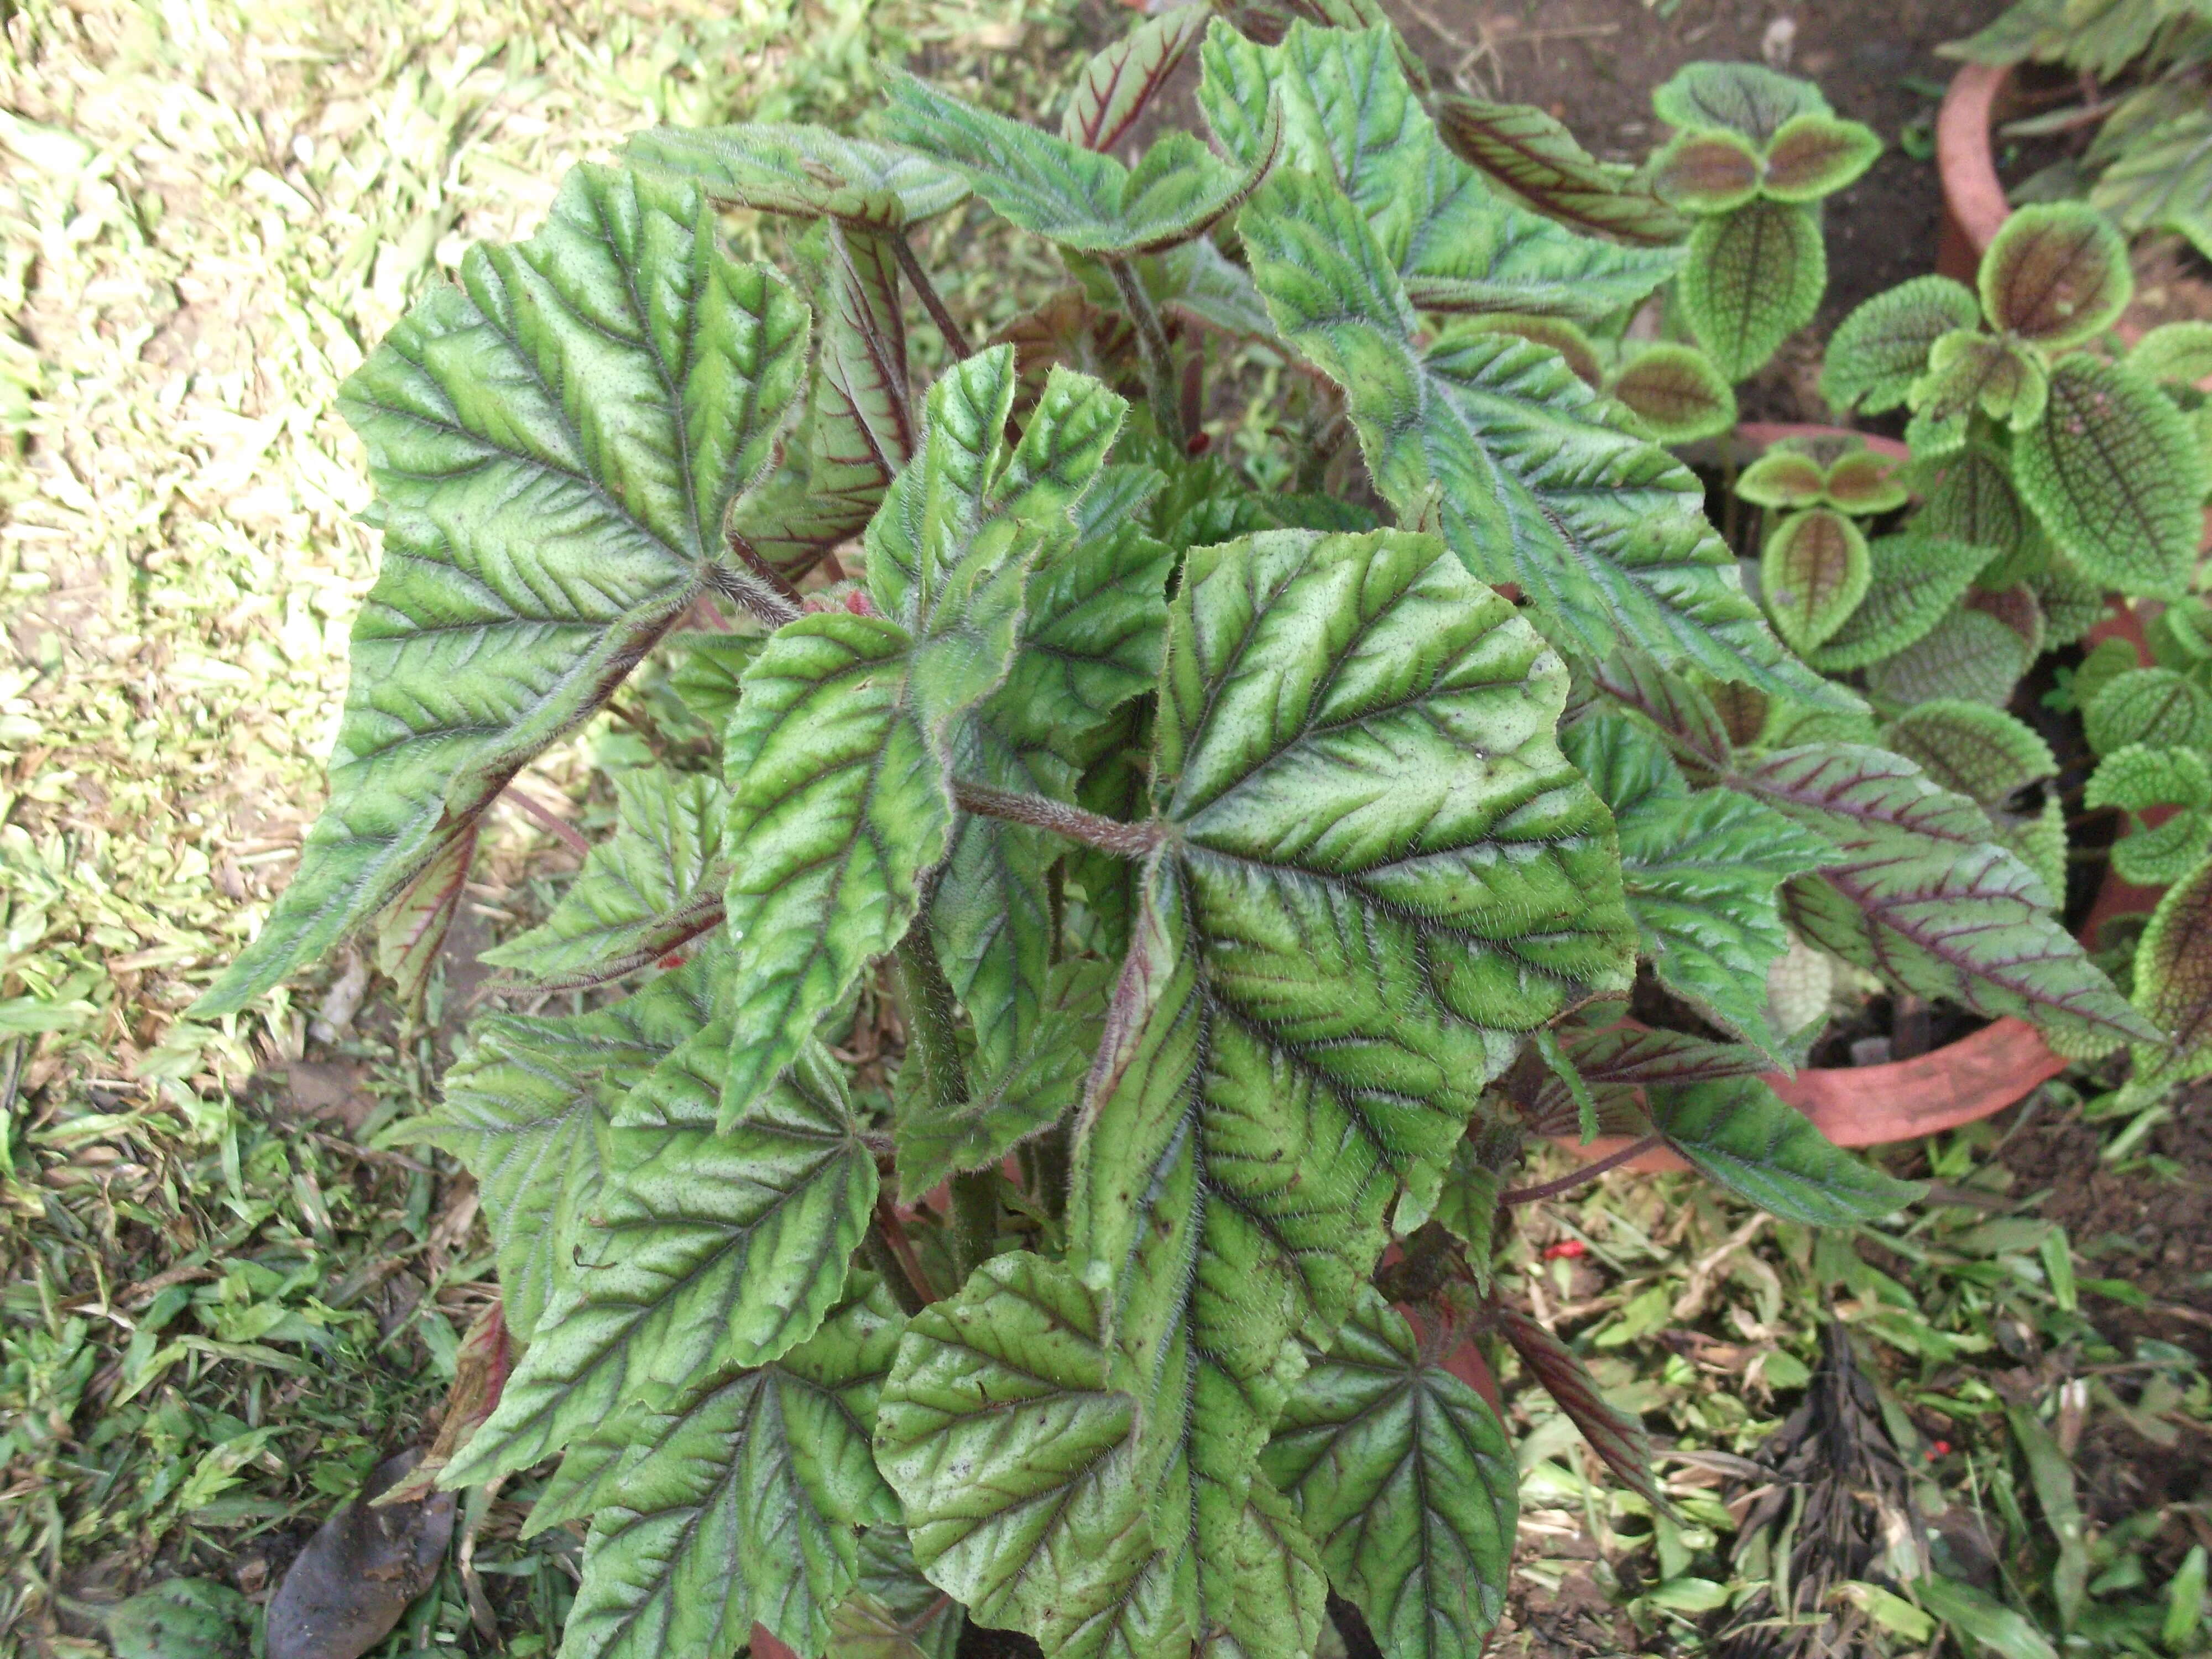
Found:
[1105,255,1185,452]
[1500,1134,1666,1205]
[894,924,999,1281]
[714,534,804,628]
[952,778,1165,857]
[891,235,973,363]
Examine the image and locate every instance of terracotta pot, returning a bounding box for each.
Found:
[1735,421,1911,464]
[1936,62,2015,281]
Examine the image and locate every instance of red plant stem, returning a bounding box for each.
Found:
[951,778,1164,857]
[502,787,590,856]
[872,1195,938,1310]
[1500,1134,1665,1205]
[891,236,973,362]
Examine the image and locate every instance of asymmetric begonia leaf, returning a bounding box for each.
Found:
[1431,92,1689,246]
[1653,61,1829,146]
[665,631,769,730]
[1262,1289,1519,1659]
[1760,508,1870,653]
[1199,23,1682,323]
[620,124,968,227]
[1494,1306,1661,1507]
[1809,534,1989,671]
[1736,744,2155,1051]
[1648,128,1760,213]
[2125,858,2212,1095]
[2015,355,2205,596]
[2091,109,2212,260]
[1565,715,1832,1054]
[1606,343,1737,442]
[1819,274,1981,414]
[886,69,1280,257]
[1237,168,1844,705]
[1061,5,1211,153]
[2084,667,2212,758]
[1463,314,1603,385]
[1978,202,2132,349]
[558,1278,903,1659]
[1679,198,1824,381]
[1646,1076,1924,1225]
[1760,112,1882,200]
[873,1253,1187,1659]
[190,163,810,1017]
[445,1035,877,1486]
[482,768,727,986]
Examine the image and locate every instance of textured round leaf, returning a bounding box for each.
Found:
[2016,356,2205,596]
[1914,442,2026,568]
[1760,508,1870,652]
[2084,667,2212,758]
[1761,113,1882,201]
[2129,856,2212,1091]
[1885,701,2055,805]
[1735,450,1828,510]
[1823,448,1909,514]
[1649,128,1761,213]
[2086,744,2212,814]
[2112,808,2212,886]
[2127,320,2212,388]
[1906,329,2048,455]
[1679,199,1824,382]
[1978,202,2132,349]
[1607,343,1736,442]
[1810,534,1990,670]
[2024,546,2105,647]
[1647,1076,1925,1225]
[1652,61,1830,147]
[1820,274,1981,415]
[1865,605,2032,709]
[1461,313,1602,386]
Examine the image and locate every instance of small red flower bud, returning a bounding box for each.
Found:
[1542,1239,1587,1261]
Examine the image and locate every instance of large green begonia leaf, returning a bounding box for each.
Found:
[192,163,810,1016]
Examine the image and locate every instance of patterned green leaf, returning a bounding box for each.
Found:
[1820,275,1981,415]
[1760,113,1882,201]
[2085,667,2212,757]
[1865,600,2034,709]
[1907,329,2048,454]
[1428,1128,1519,1286]
[1199,23,1681,323]
[2091,111,2212,260]
[1061,6,1211,153]
[411,958,718,1340]
[873,1253,1188,1659]
[1884,701,2056,806]
[1760,508,1870,653]
[1735,450,1827,510]
[1262,1289,1518,1659]
[191,164,810,1017]
[483,769,727,985]
[1653,61,1830,147]
[374,823,476,1006]
[1463,315,1602,386]
[1913,441,2027,569]
[1649,128,1760,213]
[1823,447,1910,514]
[1681,199,1825,384]
[2125,854,2212,1094]
[445,1035,878,1486]
[1494,1305,1660,1507]
[827,1530,962,1659]
[1237,168,1843,705]
[1810,534,1989,671]
[2016,356,2205,597]
[1566,715,1831,1053]
[2126,319,2212,388]
[1431,93,1689,247]
[620,125,967,227]
[2087,744,2212,813]
[716,614,952,1129]
[1607,344,1736,443]
[665,631,770,730]
[1646,1076,1924,1225]
[886,70,1280,256]
[559,1279,902,1659]
[1738,744,2155,1051]
[1978,202,2132,349]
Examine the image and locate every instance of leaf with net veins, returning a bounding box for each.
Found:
[620,125,967,228]
[2125,854,2212,1094]
[886,69,1280,257]
[482,769,727,986]
[1735,450,1827,510]
[2091,109,2212,262]
[1495,1305,1661,1508]
[557,1278,903,1659]
[827,1530,962,1659]
[1809,534,1989,671]
[446,1032,877,1488]
[2126,319,2212,388]
[1906,329,2047,455]
[1199,23,1681,324]
[1823,447,1909,514]
[1431,92,1689,247]
[1820,274,1980,414]
[2016,356,2205,597]
[1760,113,1882,201]
[1262,1289,1518,1659]
[1647,1076,1925,1224]
[1913,441,2026,569]
[665,632,769,731]
[1566,715,1832,1055]
[1679,199,1824,382]
[1653,60,1830,146]
[1864,600,2034,710]
[1607,344,1736,443]
[190,164,809,1018]
[2084,667,2212,758]
[374,824,476,1007]
[1648,128,1760,213]
[1463,315,1603,387]
[1238,168,1846,706]
[1884,701,2055,806]
[1061,6,1211,153]
[1760,509,1870,653]
[1430,1126,1521,1288]
[1978,202,2132,350]
[873,1253,1188,1659]
[1736,743,2156,1052]
[2089,747,2212,886]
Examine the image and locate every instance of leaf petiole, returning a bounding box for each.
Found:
[890,234,973,362]
[950,778,1163,856]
